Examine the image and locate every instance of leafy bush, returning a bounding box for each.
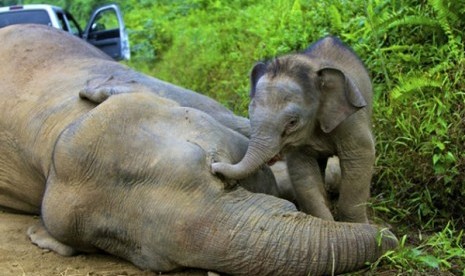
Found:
[360,0,465,231]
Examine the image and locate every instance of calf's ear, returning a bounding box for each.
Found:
[316,67,367,133]
[250,62,267,98]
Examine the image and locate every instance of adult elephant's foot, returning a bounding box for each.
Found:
[27,221,78,256]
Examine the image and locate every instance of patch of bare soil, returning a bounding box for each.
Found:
[0,212,207,276]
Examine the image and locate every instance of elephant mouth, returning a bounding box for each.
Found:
[266,154,283,166]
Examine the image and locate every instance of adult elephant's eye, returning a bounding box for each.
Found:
[288,119,297,127]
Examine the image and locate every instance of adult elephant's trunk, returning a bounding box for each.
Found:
[212,135,279,179]
[182,189,398,275]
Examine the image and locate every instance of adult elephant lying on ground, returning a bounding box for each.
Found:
[0,25,397,275]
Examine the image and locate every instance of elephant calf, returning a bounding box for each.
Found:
[0,25,397,275]
[213,36,375,223]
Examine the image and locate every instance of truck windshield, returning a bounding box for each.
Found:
[0,10,51,28]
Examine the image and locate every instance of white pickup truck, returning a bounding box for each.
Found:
[0,4,130,60]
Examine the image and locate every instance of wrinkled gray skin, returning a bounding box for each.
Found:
[271,156,341,204]
[78,73,251,138]
[0,25,397,275]
[212,37,374,223]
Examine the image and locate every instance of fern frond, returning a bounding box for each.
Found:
[328,4,342,32]
[427,0,462,59]
[391,76,442,100]
[365,2,404,36]
[387,15,440,30]
[438,0,460,23]
[380,45,413,53]
[428,0,455,39]
[428,60,453,75]
[375,10,405,32]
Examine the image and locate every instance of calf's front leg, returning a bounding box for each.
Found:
[287,151,334,221]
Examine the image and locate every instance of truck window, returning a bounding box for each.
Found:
[55,11,67,31]
[83,4,130,60]
[0,10,51,28]
[90,10,119,34]
[65,12,82,37]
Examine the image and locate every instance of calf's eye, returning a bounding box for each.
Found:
[286,118,299,131]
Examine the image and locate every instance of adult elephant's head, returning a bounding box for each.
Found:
[212,37,368,179]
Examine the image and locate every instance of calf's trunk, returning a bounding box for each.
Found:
[211,137,278,180]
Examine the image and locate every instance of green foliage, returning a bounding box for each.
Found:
[365,0,465,230]
[368,222,465,274]
[1,0,19,6]
[125,0,323,114]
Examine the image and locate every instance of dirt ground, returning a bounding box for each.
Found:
[0,212,208,276]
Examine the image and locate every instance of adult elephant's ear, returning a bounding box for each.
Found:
[79,75,137,104]
[250,62,267,98]
[317,67,367,133]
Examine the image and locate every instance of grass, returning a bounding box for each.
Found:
[364,222,465,275]
[368,196,465,274]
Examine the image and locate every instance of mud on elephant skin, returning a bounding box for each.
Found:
[0,25,397,275]
[212,36,375,223]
